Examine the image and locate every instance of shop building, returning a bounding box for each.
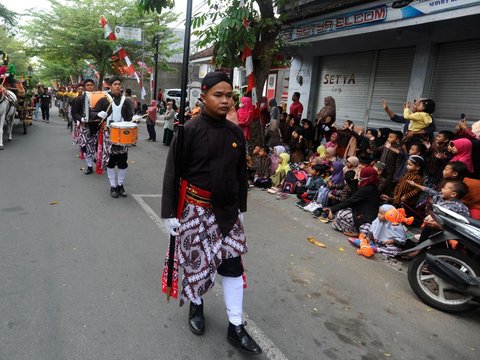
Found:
[282,0,480,130]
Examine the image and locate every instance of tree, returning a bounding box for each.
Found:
[137,0,287,147]
[0,27,29,78]
[23,0,180,86]
[0,3,17,32]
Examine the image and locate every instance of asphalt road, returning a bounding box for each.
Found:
[1,113,479,360]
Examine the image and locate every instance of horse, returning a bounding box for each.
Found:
[0,86,17,150]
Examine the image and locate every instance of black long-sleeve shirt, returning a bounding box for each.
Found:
[161,112,248,236]
[91,92,134,122]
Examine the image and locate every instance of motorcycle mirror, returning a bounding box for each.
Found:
[432,204,469,224]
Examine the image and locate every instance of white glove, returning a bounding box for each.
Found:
[97,111,108,119]
[76,120,80,126]
[164,218,181,236]
[238,211,245,224]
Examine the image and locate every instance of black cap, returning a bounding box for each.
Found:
[83,78,95,85]
[201,71,232,91]
[108,75,122,85]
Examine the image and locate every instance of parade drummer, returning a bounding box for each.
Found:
[161,72,262,355]
[71,79,98,175]
[91,76,134,198]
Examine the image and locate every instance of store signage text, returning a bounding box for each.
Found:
[323,73,356,85]
[291,6,387,40]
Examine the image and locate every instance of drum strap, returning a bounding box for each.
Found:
[105,93,125,127]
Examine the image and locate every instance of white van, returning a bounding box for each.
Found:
[163,89,188,107]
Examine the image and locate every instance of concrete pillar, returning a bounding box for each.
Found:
[287,53,315,119]
[407,41,437,101]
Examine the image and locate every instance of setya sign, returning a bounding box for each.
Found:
[115,26,142,43]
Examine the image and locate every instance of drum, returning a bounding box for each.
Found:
[110,122,138,146]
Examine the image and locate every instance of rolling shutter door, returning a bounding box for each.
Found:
[368,47,415,130]
[430,40,480,130]
[314,52,375,125]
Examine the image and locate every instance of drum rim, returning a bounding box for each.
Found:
[110,122,138,128]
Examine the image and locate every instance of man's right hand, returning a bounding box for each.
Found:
[164,218,181,236]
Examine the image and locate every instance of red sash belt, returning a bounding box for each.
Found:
[179,180,212,209]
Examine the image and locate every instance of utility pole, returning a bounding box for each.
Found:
[153,35,159,103]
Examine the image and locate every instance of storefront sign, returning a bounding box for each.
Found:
[285,0,480,41]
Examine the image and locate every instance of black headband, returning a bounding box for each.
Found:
[201,71,232,91]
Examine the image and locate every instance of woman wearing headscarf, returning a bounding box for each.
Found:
[270,152,291,187]
[269,98,280,122]
[270,145,286,173]
[314,96,336,143]
[323,166,380,237]
[237,97,254,141]
[448,138,474,174]
[146,100,157,142]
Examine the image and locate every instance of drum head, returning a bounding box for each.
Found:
[110,122,138,129]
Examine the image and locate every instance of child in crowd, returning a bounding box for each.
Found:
[325,132,338,152]
[366,204,407,256]
[382,155,424,209]
[296,164,326,207]
[370,130,403,188]
[374,161,388,195]
[270,145,286,174]
[289,127,306,164]
[284,114,295,146]
[316,161,345,207]
[253,146,273,188]
[301,119,315,154]
[270,152,290,189]
[394,142,426,182]
[403,98,435,133]
[448,138,474,174]
[424,130,454,186]
[323,170,357,210]
[408,181,470,250]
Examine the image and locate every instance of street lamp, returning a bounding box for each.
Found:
[28,65,33,77]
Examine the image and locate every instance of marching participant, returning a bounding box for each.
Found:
[161,72,262,355]
[91,76,134,198]
[71,79,98,174]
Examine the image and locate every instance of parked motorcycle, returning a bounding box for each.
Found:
[399,204,480,313]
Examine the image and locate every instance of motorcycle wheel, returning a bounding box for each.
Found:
[408,248,480,313]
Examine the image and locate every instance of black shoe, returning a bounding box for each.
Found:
[110,187,119,198]
[227,322,262,355]
[312,208,323,218]
[189,301,205,335]
[117,185,127,197]
[84,166,93,175]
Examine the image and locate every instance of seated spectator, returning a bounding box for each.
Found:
[270,152,290,188]
[448,138,474,174]
[322,166,380,237]
[424,130,454,186]
[325,132,338,153]
[316,161,345,207]
[406,181,470,257]
[374,161,388,195]
[394,142,426,182]
[253,146,273,188]
[270,145,286,174]
[289,127,306,164]
[382,155,424,210]
[366,204,408,257]
[369,130,403,192]
[296,164,326,206]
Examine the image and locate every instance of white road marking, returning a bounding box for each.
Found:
[132,194,289,360]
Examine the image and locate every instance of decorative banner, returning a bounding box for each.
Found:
[99,15,147,99]
[114,26,142,43]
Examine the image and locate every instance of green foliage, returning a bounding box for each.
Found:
[22,0,180,84]
[0,27,29,77]
[0,3,17,31]
[191,0,284,70]
[136,0,174,14]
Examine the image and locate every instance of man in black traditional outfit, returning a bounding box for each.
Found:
[91,76,134,198]
[161,72,262,355]
[72,79,98,174]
